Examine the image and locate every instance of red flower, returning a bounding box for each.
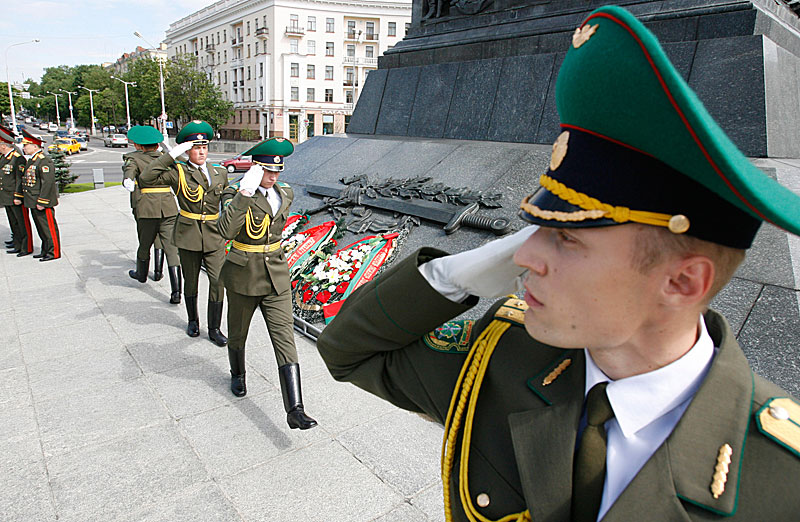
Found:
[302,290,313,303]
[292,280,298,289]
[317,290,332,304]
[336,282,349,294]
[302,282,311,292]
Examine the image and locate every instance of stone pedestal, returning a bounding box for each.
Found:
[348,0,800,157]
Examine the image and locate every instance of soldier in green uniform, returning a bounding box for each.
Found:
[317,6,800,521]
[217,138,317,430]
[122,131,169,284]
[0,125,30,255]
[19,129,60,262]
[122,126,182,304]
[140,121,228,346]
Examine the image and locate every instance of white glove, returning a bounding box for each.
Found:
[169,141,194,160]
[239,165,263,195]
[419,225,538,302]
[122,178,135,192]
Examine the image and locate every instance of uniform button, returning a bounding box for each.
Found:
[769,405,789,420]
[476,493,490,508]
[264,257,269,261]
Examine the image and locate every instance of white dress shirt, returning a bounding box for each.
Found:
[257,185,281,215]
[188,161,211,185]
[585,316,716,520]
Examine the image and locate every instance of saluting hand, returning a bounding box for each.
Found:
[239,165,263,195]
[169,141,194,160]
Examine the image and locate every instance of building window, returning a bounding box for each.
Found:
[223,29,227,42]
[224,50,227,62]
[239,111,243,124]
[347,20,355,38]
[259,62,264,77]
[345,68,354,85]
[325,42,334,56]
[307,64,315,79]
[216,32,220,44]
[323,114,333,134]
[307,114,315,137]
[255,42,259,55]
[259,86,264,101]
[247,44,251,58]
[366,46,374,58]
[346,44,355,57]
[366,22,375,38]
[248,88,252,102]
[290,40,298,54]
[326,18,334,32]
[307,40,315,55]
[325,89,333,102]
[308,16,316,31]
[307,88,315,101]
[247,66,251,80]
[224,71,228,83]
[291,87,299,101]
[217,72,221,84]
[247,21,250,35]
[325,65,334,80]
[405,23,410,34]
[290,14,299,30]
[388,22,396,37]
[345,90,353,103]
[290,63,299,77]
[217,52,220,63]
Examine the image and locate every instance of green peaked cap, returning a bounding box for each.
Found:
[243,137,294,158]
[176,120,214,144]
[554,5,800,236]
[127,125,164,145]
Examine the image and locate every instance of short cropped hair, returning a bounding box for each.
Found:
[142,144,159,151]
[630,225,746,303]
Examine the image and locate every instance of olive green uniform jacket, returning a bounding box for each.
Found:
[0,148,26,206]
[140,153,227,252]
[21,151,58,209]
[217,183,293,296]
[316,248,800,522]
[122,150,178,219]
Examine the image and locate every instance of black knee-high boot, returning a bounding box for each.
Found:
[228,347,246,397]
[279,363,317,430]
[168,266,181,304]
[128,257,149,283]
[152,248,165,281]
[207,301,228,346]
[185,295,199,337]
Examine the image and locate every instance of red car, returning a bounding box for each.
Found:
[221,154,252,173]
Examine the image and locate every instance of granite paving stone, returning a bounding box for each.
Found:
[126,335,229,375]
[47,423,208,522]
[411,482,447,522]
[219,439,404,521]
[0,436,57,521]
[372,502,430,522]
[19,314,123,365]
[122,482,243,522]
[178,386,327,479]
[36,377,171,458]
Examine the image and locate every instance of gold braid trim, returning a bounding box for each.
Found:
[442,319,532,522]
[520,175,674,228]
[245,207,270,240]
[176,163,204,203]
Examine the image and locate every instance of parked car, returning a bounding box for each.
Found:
[39,122,48,130]
[74,137,89,150]
[55,130,70,138]
[103,134,128,148]
[221,154,253,173]
[48,123,58,132]
[48,138,81,155]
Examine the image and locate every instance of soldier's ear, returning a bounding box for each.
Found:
[660,254,714,308]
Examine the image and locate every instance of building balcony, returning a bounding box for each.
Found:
[343,103,354,111]
[345,30,360,41]
[205,44,215,52]
[343,57,378,66]
[255,27,269,39]
[285,25,305,36]
[231,37,243,47]
[343,80,358,87]
[364,32,378,41]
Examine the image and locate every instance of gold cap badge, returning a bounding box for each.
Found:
[550,131,569,171]
[572,24,598,49]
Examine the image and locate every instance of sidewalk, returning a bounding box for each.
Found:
[0,186,446,521]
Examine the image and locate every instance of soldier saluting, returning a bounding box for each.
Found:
[0,125,30,255]
[317,6,800,521]
[140,121,228,345]
[122,125,182,304]
[217,138,317,430]
[19,129,60,262]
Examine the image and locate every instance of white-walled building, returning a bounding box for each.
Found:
[165,0,411,142]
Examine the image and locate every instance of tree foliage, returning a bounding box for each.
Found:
[48,149,77,191]
[163,55,233,132]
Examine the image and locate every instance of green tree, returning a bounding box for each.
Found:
[48,149,77,191]
[165,55,233,132]
[0,82,10,116]
[125,58,162,124]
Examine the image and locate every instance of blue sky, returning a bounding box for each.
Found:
[1,0,217,83]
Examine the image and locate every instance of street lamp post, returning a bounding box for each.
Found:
[77,86,100,136]
[111,75,136,130]
[5,39,40,138]
[46,91,62,128]
[134,32,168,142]
[58,88,77,131]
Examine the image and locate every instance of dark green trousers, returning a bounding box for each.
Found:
[30,206,60,258]
[136,216,179,266]
[226,288,298,367]
[133,209,163,250]
[5,204,31,252]
[178,247,225,302]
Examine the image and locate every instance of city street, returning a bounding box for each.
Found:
[34,132,234,184]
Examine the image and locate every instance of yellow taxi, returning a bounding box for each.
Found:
[48,138,81,155]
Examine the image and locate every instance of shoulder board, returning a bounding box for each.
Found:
[423,319,476,353]
[176,161,187,166]
[494,297,528,325]
[12,151,21,157]
[277,181,290,188]
[755,397,800,457]
[212,163,222,168]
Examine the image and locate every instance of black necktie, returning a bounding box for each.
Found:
[572,382,615,522]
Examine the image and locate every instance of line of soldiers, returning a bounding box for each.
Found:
[124,121,316,430]
[1,125,61,261]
